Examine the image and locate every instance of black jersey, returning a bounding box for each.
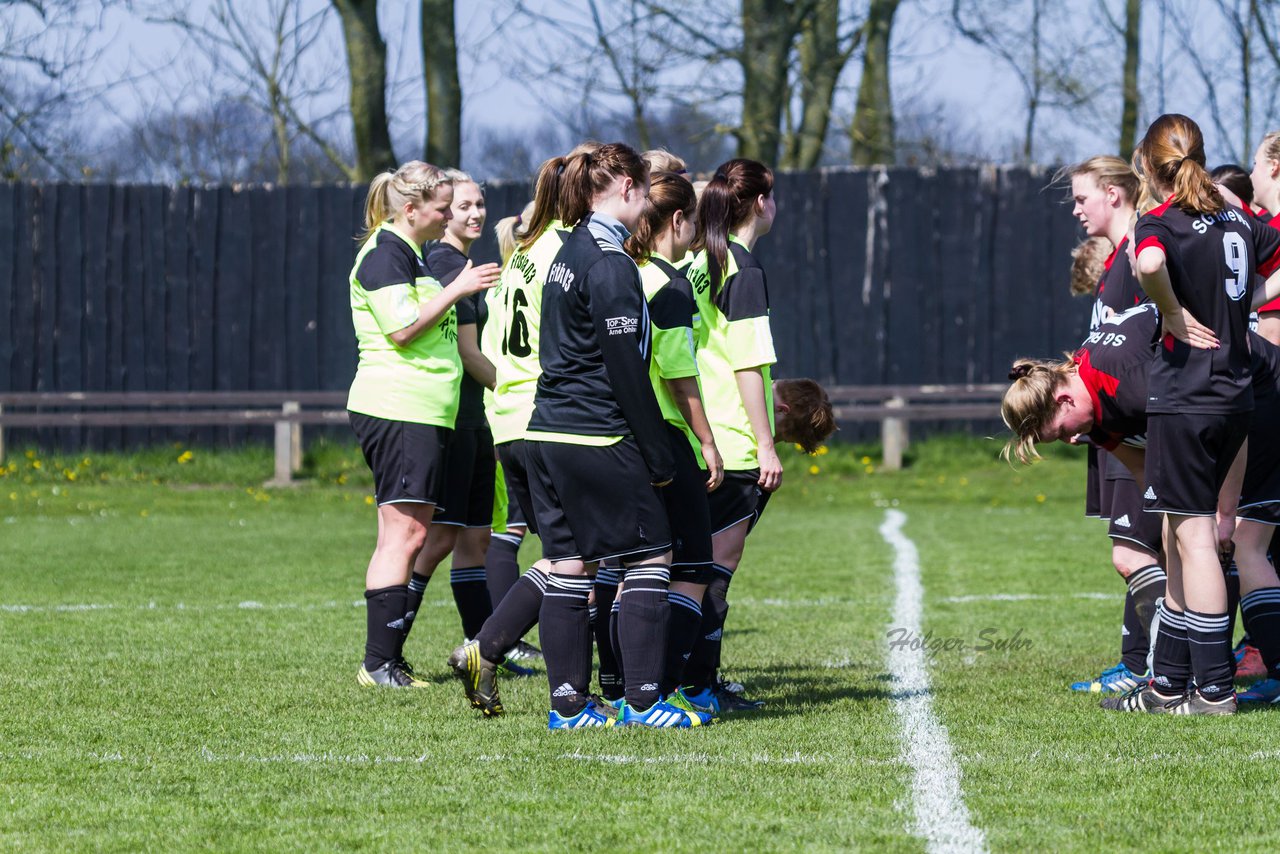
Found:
[1135,199,1280,414]
[1251,331,1280,400]
[1090,236,1148,331]
[1076,303,1160,450]
[426,242,488,429]
[526,213,675,483]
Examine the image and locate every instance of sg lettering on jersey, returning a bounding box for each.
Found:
[1190,207,1252,235]
[1084,329,1127,348]
[547,261,575,292]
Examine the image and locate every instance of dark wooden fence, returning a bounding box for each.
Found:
[0,168,1089,448]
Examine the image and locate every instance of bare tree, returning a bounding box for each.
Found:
[333,0,396,178]
[782,0,864,169]
[421,0,460,166]
[849,0,900,165]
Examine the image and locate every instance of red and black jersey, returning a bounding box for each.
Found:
[1135,198,1280,414]
[1090,236,1148,332]
[1076,303,1161,450]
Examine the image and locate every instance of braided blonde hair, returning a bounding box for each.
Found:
[1000,358,1076,464]
[358,161,451,245]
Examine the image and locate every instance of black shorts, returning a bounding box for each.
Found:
[526,438,672,563]
[1143,412,1249,517]
[433,426,496,527]
[661,425,713,584]
[1086,444,1106,519]
[497,440,537,536]
[1106,475,1162,553]
[709,469,771,535]
[1240,402,1280,525]
[349,412,450,507]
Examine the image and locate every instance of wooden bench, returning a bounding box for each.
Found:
[0,392,349,485]
[823,384,1006,470]
[0,383,1009,481]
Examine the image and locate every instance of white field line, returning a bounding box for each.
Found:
[938,592,1118,604]
[880,509,988,854]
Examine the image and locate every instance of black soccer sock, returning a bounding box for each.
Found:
[609,598,624,689]
[1240,587,1280,679]
[403,572,431,638]
[618,563,671,712]
[1185,607,1234,698]
[1225,560,1241,644]
[1121,565,1165,673]
[1150,601,1192,695]
[363,584,408,671]
[539,572,594,717]
[592,567,623,700]
[682,564,733,692]
[450,566,492,641]
[663,590,704,696]
[476,567,547,664]
[485,532,523,609]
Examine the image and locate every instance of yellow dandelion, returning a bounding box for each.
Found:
[31,460,42,470]
[8,492,16,500]
[860,455,872,465]
[864,465,875,474]
[808,464,820,475]
[80,457,91,468]
[24,450,34,459]
[140,509,149,517]
[64,469,76,481]
[1036,494,1047,503]
[177,450,194,464]
[794,443,805,452]
[336,473,348,485]
[365,495,375,505]
[816,446,829,456]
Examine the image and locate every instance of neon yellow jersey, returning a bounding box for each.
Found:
[347,222,460,427]
[684,236,776,470]
[639,254,703,466]
[481,223,569,443]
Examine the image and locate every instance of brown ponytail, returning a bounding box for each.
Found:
[1000,357,1076,464]
[624,171,696,262]
[693,158,773,297]
[1133,114,1224,215]
[557,141,647,228]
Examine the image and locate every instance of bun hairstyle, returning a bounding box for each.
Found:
[517,141,603,253]
[624,171,697,262]
[1059,155,1139,207]
[774,378,837,453]
[1069,236,1111,297]
[557,141,648,228]
[693,158,774,297]
[1000,357,1076,464]
[642,148,688,175]
[359,161,450,244]
[496,201,535,264]
[1210,163,1255,206]
[1132,113,1224,215]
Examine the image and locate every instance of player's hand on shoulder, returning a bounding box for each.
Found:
[450,260,502,295]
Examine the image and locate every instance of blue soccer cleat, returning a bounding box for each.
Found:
[676,686,721,716]
[1070,661,1148,694]
[497,656,536,678]
[548,701,613,730]
[1238,678,1280,704]
[612,699,710,728]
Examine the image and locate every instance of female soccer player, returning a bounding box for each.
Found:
[1065,156,1165,695]
[623,170,724,704]
[1113,114,1280,714]
[680,158,780,712]
[1250,134,1280,345]
[346,161,499,687]
[396,170,499,651]
[447,148,589,717]
[523,142,708,729]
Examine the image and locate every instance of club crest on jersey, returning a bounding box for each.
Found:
[548,261,575,291]
[606,316,639,335]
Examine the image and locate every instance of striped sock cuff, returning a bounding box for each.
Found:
[520,567,549,593]
[491,532,523,548]
[668,591,702,615]
[623,562,670,587]
[588,605,598,622]
[1225,560,1240,578]
[408,574,430,595]
[1126,565,1166,594]
[545,572,592,599]
[711,563,734,580]
[596,568,622,587]
[1242,587,1280,616]
[1183,608,1229,634]
[450,566,487,584]
[610,598,621,614]
[1156,601,1186,631]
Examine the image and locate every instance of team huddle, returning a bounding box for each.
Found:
[345,144,836,729]
[1003,113,1280,715]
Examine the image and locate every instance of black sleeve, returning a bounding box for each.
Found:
[714,266,769,320]
[455,293,478,326]
[425,245,467,286]
[648,275,695,330]
[589,255,675,483]
[355,241,418,291]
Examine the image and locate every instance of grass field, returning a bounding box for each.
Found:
[2,436,1279,851]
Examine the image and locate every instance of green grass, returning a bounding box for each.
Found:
[0,435,1272,851]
